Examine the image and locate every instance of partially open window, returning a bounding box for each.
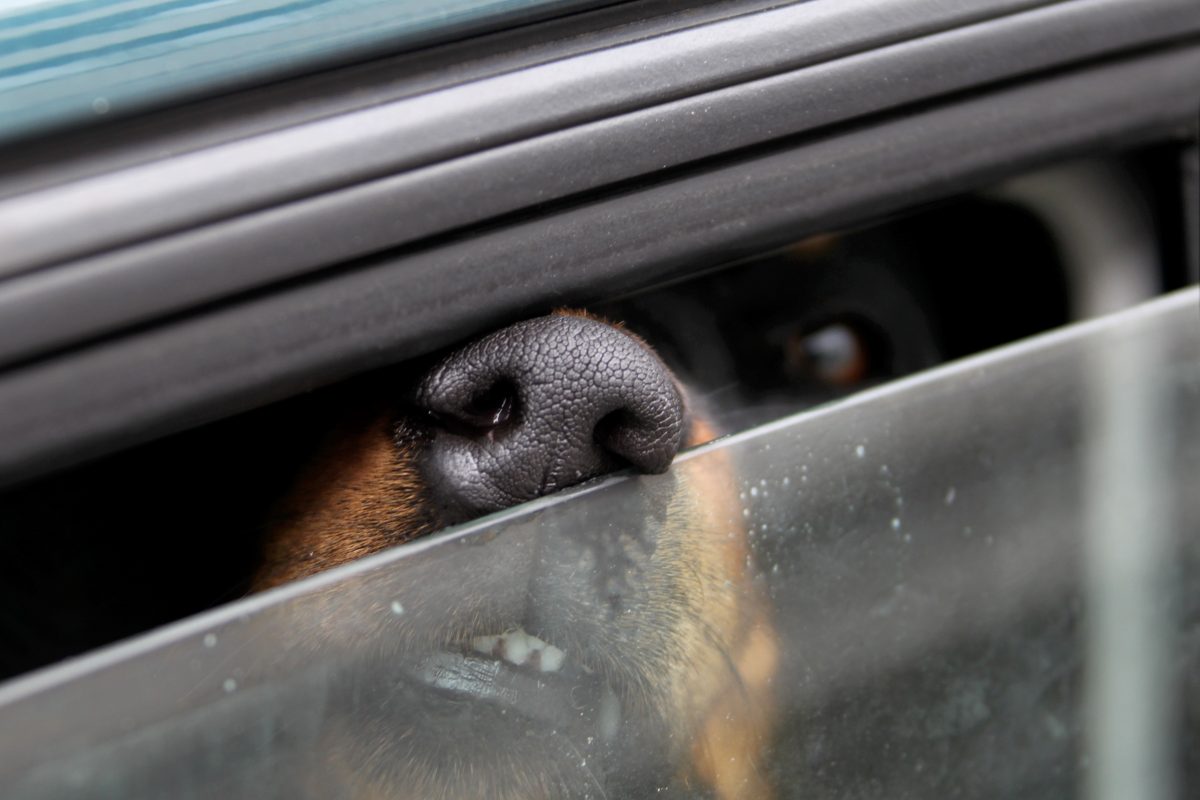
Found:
[0,136,1196,797]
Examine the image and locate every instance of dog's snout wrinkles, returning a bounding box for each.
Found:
[416,314,685,519]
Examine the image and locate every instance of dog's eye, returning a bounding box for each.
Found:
[783,319,882,388]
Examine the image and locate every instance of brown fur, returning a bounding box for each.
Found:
[255,401,434,589]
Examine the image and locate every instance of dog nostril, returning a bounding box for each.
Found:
[594,408,669,474]
[428,380,518,439]
[593,409,632,453]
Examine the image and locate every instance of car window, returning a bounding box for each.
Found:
[0,0,615,143]
[0,288,1194,798]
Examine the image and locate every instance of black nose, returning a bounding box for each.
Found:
[414,314,685,521]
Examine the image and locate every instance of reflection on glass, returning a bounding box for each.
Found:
[0,0,609,142]
[0,289,1196,798]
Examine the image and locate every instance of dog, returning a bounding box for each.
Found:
[218,203,1070,798]
[250,308,779,799]
[233,221,971,797]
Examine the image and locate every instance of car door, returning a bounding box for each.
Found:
[0,0,1197,797]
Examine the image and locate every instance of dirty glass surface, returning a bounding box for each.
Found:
[0,288,1196,799]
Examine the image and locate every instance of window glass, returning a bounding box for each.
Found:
[0,0,612,143]
[0,289,1194,798]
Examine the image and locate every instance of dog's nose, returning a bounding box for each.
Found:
[415,314,685,520]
